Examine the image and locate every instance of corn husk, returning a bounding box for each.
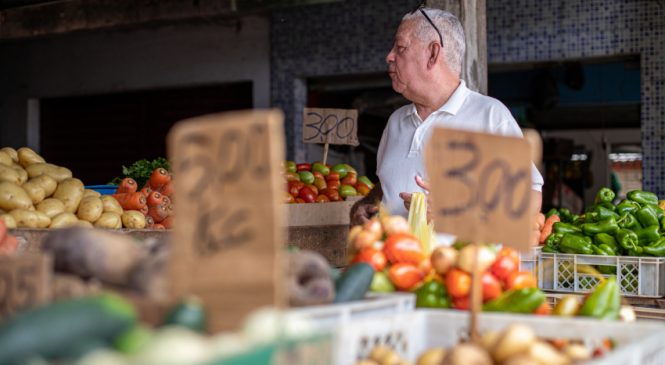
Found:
[407,192,436,253]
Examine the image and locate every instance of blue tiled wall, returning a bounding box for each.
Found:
[272,0,665,195]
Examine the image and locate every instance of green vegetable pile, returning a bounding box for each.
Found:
[110,157,170,188]
[543,188,665,261]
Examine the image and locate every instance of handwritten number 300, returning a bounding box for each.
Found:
[439,139,530,220]
[304,112,355,141]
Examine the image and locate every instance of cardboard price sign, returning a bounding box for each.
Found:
[425,127,533,250]
[302,108,359,146]
[0,254,52,319]
[168,109,286,332]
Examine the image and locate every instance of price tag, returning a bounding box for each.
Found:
[302,108,359,146]
[168,109,286,332]
[425,127,533,250]
[0,254,52,319]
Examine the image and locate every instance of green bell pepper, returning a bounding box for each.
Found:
[545,208,560,218]
[483,288,545,314]
[617,213,642,230]
[642,237,665,256]
[559,208,575,223]
[661,216,665,230]
[616,199,640,215]
[595,187,616,204]
[544,232,565,252]
[657,207,664,221]
[615,229,639,251]
[553,222,582,234]
[415,280,450,308]
[581,217,619,236]
[636,225,660,245]
[628,190,659,207]
[579,277,621,320]
[593,233,619,252]
[635,205,660,227]
[593,243,617,256]
[587,206,619,222]
[560,234,594,255]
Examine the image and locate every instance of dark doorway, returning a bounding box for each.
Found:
[40,82,253,184]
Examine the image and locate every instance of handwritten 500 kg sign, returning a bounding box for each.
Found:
[425,128,533,250]
[303,108,359,146]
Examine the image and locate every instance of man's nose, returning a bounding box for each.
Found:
[386,49,395,64]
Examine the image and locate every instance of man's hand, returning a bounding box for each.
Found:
[399,176,431,221]
[350,202,379,226]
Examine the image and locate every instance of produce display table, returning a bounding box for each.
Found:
[11,228,170,252]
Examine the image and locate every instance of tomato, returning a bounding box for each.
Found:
[298,187,316,203]
[305,184,318,196]
[505,271,537,290]
[358,176,375,189]
[490,255,518,282]
[288,181,305,197]
[383,232,425,265]
[452,296,470,310]
[312,171,324,179]
[339,184,357,198]
[331,164,348,178]
[352,247,387,271]
[534,301,552,315]
[326,172,341,181]
[296,163,311,172]
[482,272,502,302]
[388,263,424,291]
[445,268,472,298]
[298,171,315,185]
[285,161,297,173]
[356,183,371,196]
[313,177,327,191]
[311,162,330,176]
[315,194,330,203]
[497,247,520,267]
[284,172,300,182]
[341,171,357,186]
[327,179,341,191]
[321,188,341,202]
[285,192,295,203]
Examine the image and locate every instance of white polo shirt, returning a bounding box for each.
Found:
[376,80,544,217]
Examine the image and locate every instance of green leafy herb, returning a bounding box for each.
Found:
[110,157,170,188]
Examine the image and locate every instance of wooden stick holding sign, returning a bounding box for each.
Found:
[168,109,286,332]
[425,127,533,342]
[302,108,359,165]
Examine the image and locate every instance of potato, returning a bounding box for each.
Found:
[121,210,146,229]
[17,147,46,168]
[53,178,85,213]
[26,163,72,182]
[0,181,33,211]
[0,147,18,163]
[94,212,122,229]
[0,163,21,184]
[0,152,12,166]
[49,212,79,228]
[11,165,28,185]
[10,209,43,228]
[77,196,103,222]
[34,210,51,228]
[83,189,102,199]
[0,214,16,229]
[76,220,94,228]
[29,175,58,197]
[101,195,124,215]
[36,198,66,218]
[22,180,46,205]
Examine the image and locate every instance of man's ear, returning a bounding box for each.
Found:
[427,42,441,69]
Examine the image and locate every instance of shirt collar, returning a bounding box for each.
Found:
[405,79,470,119]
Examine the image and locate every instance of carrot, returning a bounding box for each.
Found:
[161,216,174,229]
[159,181,173,198]
[112,192,147,211]
[116,177,138,194]
[152,223,166,230]
[147,191,164,207]
[139,186,152,198]
[0,235,18,256]
[148,204,169,223]
[539,214,561,245]
[148,168,171,190]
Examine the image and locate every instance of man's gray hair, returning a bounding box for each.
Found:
[403,8,465,76]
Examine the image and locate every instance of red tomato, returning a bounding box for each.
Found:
[452,296,470,310]
[341,171,357,186]
[285,192,295,203]
[288,181,305,197]
[388,263,424,291]
[505,271,537,290]
[296,163,311,172]
[482,272,502,302]
[312,171,324,179]
[490,255,519,283]
[305,184,318,196]
[326,172,341,181]
[284,172,300,182]
[298,187,316,203]
[315,194,330,203]
[327,179,341,191]
[352,247,387,271]
[383,233,425,265]
[321,188,341,202]
[534,301,551,315]
[445,268,472,298]
[356,184,371,196]
[497,247,520,267]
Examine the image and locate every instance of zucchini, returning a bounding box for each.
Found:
[333,263,375,303]
[0,293,136,364]
[162,296,207,333]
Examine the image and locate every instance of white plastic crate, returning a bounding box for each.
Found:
[334,309,665,365]
[519,246,541,276]
[539,252,665,297]
[288,293,415,330]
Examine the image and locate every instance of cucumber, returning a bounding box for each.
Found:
[0,293,136,365]
[333,263,375,303]
[162,296,207,333]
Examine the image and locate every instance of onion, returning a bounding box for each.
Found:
[457,245,496,274]
[363,218,383,240]
[430,247,457,276]
[492,324,536,363]
[381,215,410,235]
[354,230,378,250]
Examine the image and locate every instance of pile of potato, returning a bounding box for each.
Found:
[0,147,146,229]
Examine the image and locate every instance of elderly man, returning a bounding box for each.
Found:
[351,7,544,243]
